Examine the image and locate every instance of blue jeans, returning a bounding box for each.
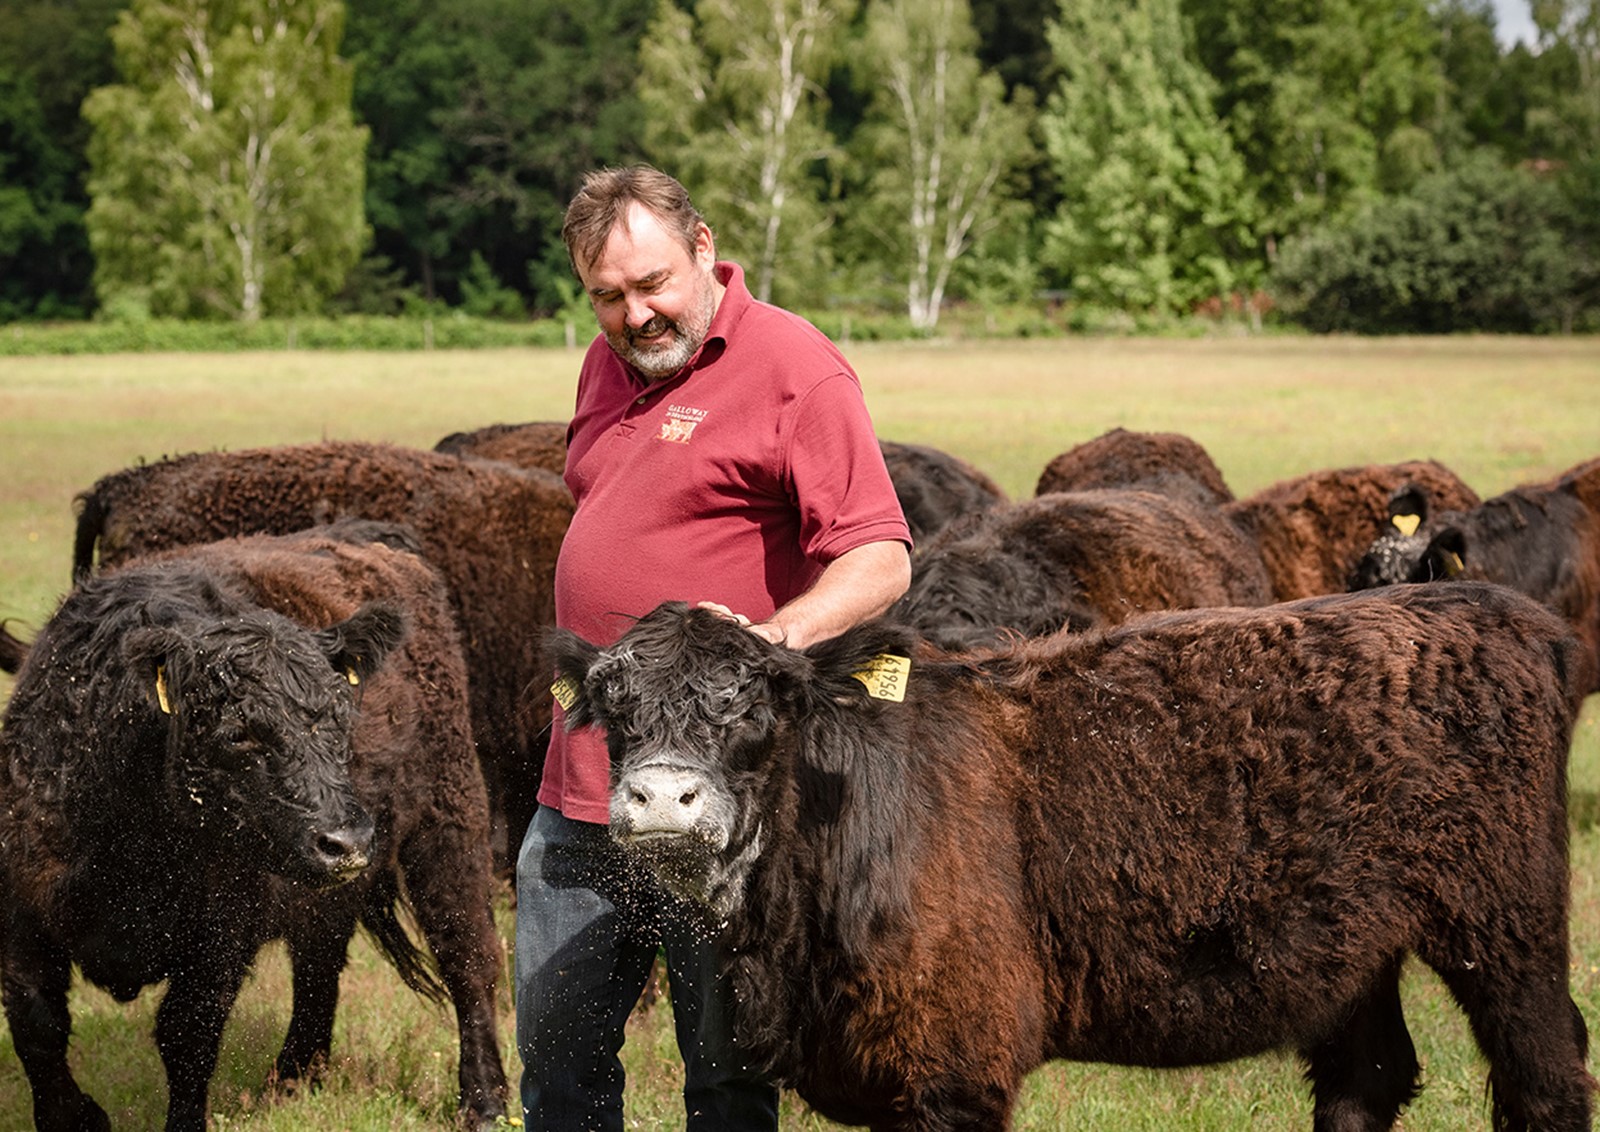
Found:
[515,805,780,1131]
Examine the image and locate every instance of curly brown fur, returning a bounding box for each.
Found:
[553,590,1589,1130]
[70,440,574,868]
[1035,427,1234,507]
[2,529,506,1129]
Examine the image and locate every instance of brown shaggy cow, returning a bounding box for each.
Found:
[553,592,1589,1131]
[1351,455,1600,695]
[433,419,570,475]
[0,524,507,1130]
[1221,459,1481,601]
[70,440,574,867]
[1034,427,1235,506]
[892,488,1273,649]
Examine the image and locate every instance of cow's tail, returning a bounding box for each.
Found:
[72,490,106,584]
[360,873,450,1006]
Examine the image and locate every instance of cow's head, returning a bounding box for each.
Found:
[1349,483,1441,590]
[120,601,406,886]
[550,602,915,923]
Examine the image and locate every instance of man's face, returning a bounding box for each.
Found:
[578,202,720,380]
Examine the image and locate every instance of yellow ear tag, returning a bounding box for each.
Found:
[551,675,579,711]
[155,665,173,715]
[1391,513,1422,537]
[850,654,911,702]
[346,667,361,687]
[1444,550,1466,577]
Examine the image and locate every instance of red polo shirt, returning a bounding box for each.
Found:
[539,261,911,823]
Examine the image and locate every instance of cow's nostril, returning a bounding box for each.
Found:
[679,790,697,807]
[630,788,650,806]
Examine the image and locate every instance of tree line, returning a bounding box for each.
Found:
[1,0,1595,333]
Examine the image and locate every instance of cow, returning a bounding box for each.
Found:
[0,525,507,1131]
[891,488,1273,649]
[549,594,1590,1131]
[433,419,570,476]
[1220,460,1481,601]
[1034,427,1235,507]
[877,440,1007,543]
[1350,456,1600,695]
[70,439,575,868]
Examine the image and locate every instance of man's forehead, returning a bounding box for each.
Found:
[581,204,688,285]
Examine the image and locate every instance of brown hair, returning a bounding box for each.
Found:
[561,165,708,277]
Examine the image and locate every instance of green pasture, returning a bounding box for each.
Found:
[0,336,1598,1129]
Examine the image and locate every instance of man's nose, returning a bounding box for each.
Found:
[624,293,657,329]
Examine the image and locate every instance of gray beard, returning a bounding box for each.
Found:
[608,274,717,379]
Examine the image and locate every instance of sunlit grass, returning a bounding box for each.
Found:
[1,337,1598,1128]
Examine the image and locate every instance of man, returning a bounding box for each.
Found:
[516,165,912,1130]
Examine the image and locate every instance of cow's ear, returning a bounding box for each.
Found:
[545,628,601,727]
[122,625,193,716]
[1386,483,1430,537]
[317,602,408,686]
[1416,527,1468,581]
[803,619,919,707]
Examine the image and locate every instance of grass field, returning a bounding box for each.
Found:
[1,335,1598,1129]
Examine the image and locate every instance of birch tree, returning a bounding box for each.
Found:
[83,0,366,319]
[851,0,1033,330]
[638,0,851,306]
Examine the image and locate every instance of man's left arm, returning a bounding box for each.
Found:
[701,539,911,651]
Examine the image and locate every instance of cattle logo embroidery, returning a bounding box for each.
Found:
[658,404,707,444]
[851,653,911,702]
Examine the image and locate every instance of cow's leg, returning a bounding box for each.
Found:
[154,943,252,1132]
[1427,943,1593,1131]
[275,905,361,1084]
[1300,958,1419,1132]
[399,831,508,1127]
[0,918,110,1132]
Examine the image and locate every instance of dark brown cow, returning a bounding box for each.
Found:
[70,440,574,867]
[1222,460,1481,601]
[892,488,1273,649]
[552,594,1589,1131]
[877,439,1007,543]
[1035,427,1235,506]
[1351,456,1600,695]
[1,525,506,1130]
[433,419,570,475]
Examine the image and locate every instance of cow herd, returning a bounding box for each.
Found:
[0,421,1597,1130]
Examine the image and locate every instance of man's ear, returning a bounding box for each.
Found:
[545,628,601,728]
[693,221,717,270]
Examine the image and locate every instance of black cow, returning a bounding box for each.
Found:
[551,595,1589,1131]
[1350,456,1600,695]
[0,527,507,1130]
[877,440,1007,543]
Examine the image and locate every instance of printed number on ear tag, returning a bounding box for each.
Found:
[851,654,911,702]
[551,675,579,711]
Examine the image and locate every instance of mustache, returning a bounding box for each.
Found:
[628,315,674,345]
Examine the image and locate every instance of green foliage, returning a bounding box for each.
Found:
[83,0,369,321]
[458,251,526,319]
[1271,151,1596,332]
[1040,0,1259,314]
[0,314,570,355]
[637,0,852,308]
[0,0,127,319]
[845,0,1036,331]
[1183,0,1444,250]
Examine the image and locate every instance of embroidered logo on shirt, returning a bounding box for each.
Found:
[658,404,707,444]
